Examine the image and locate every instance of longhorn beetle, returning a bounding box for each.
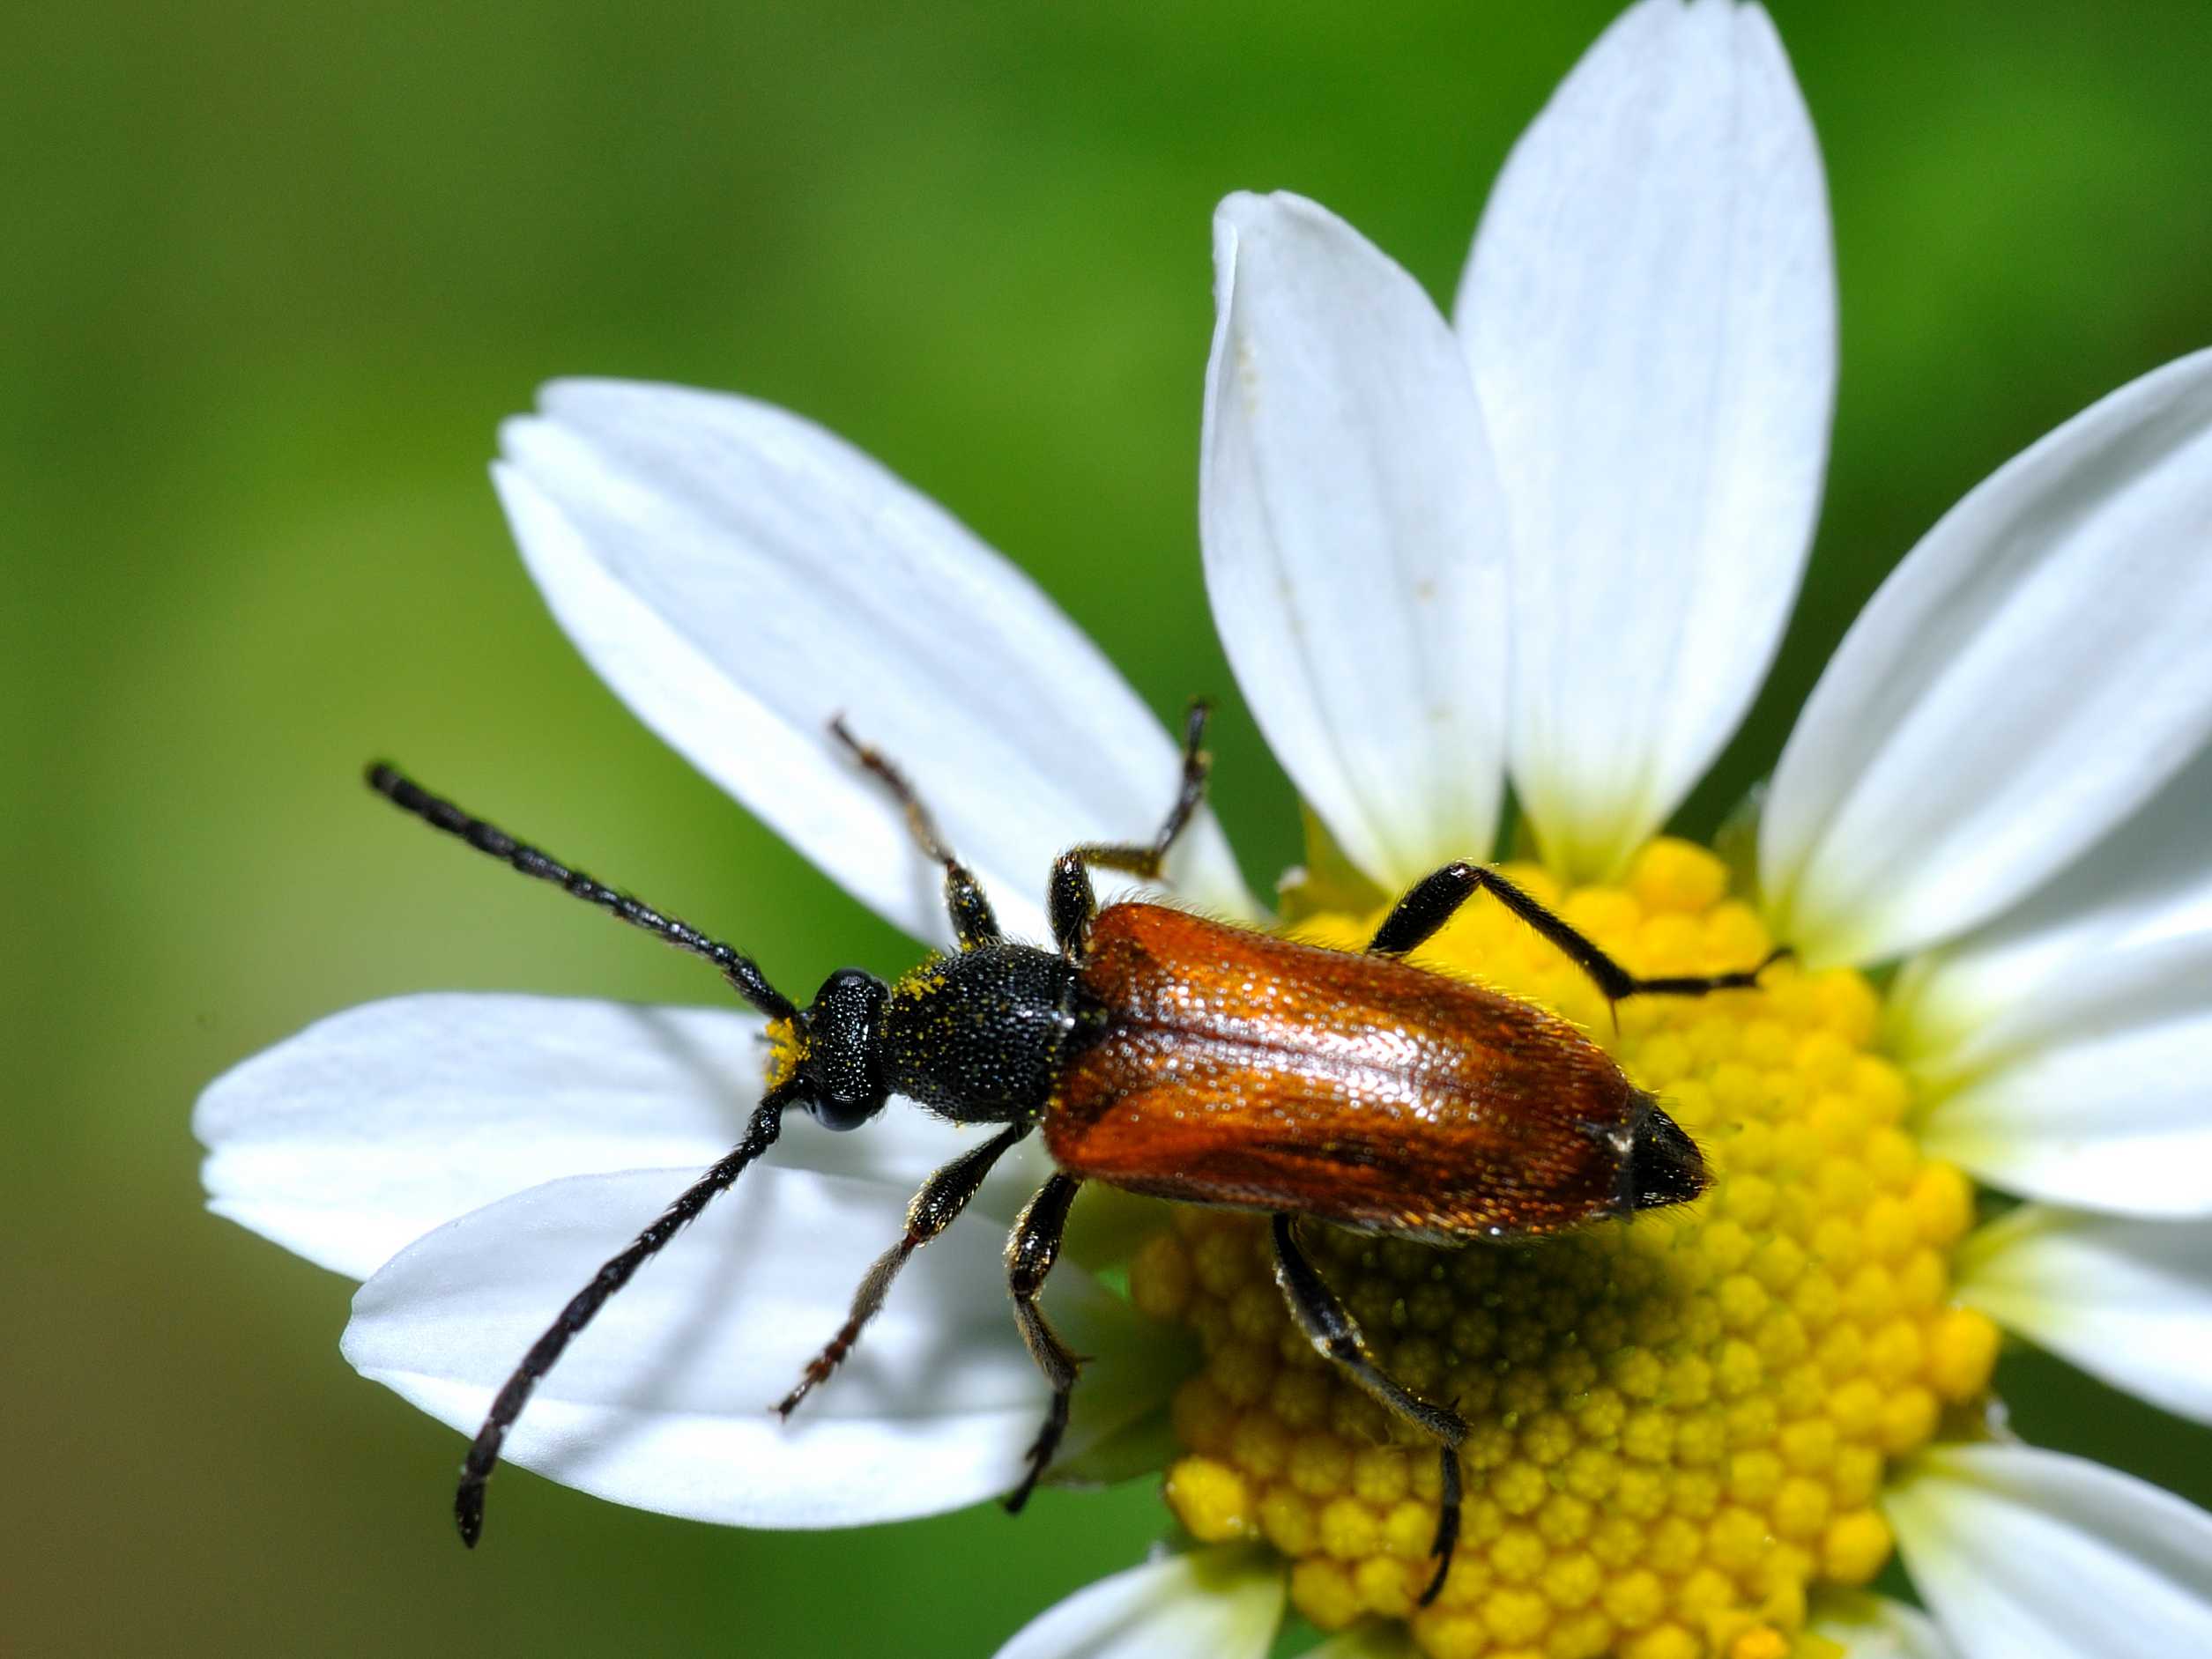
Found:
[366,700,1782,1603]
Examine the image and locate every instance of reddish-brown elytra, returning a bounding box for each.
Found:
[366,700,1779,1603]
[1051,904,1701,1238]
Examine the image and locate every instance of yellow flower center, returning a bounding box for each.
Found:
[1125,841,1999,1659]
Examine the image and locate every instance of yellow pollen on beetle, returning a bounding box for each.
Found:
[762,1015,806,1093]
[1133,841,1997,1659]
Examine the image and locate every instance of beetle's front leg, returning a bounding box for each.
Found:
[830,716,999,951]
[776,1122,1028,1418]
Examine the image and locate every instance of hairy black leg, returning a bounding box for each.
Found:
[1366,861,1789,1004]
[367,766,800,1023]
[829,716,999,950]
[1002,1174,1083,1514]
[1046,850,1096,959]
[776,1122,1029,1417]
[1271,1214,1469,1606]
[1050,699,1213,956]
[455,1083,799,1547]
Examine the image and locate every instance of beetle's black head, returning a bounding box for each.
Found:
[785,967,891,1130]
[1618,1095,1709,1213]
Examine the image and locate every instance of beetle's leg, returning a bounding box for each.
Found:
[776,1122,1029,1418]
[456,1079,802,1548]
[1049,700,1212,956]
[1072,697,1213,880]
[830,715,998,951]
[1271,1213,1470,1606]
[1090,697,1214,877]
[1366,862,1789,1003]
[1046,851,1097,958]
[1002,1173,1084,1514]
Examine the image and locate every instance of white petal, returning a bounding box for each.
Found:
[195,994,1049,1280]
[1956,1207,2212,1423]
[993,1545,1284,1659]
[1200,192,1508,888]
[1896,737,2212,1071]
[1457,0,1834,880]
[1906,952,2212,1216]
[1889,1444,2212,1658]
[1808,1592,1956,1659]
[344,1166,1187,1528]
[1763,349,2212,966]
[1889,742,2212,1215]
[497,381,1253,948]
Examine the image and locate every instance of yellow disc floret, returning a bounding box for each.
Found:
[1130,841,1998,1659]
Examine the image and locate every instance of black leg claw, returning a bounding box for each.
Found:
[1416,1445,1463,1607]
[1003,1400,1067,1515]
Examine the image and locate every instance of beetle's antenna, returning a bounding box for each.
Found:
[366,764,802,1025]
[455,1080,801,1547]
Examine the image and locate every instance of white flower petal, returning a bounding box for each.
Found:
[993,1545,1284,1659]
[1907,953,2212,1217]
[1889,741,2212,1215]
[1889,1444,2212,1659]
[1200,191,1508,888]
[196,994,1050,1280]
[1763,348,2212,967]
[1956,1207,2212,1423]
[497,381,1253,948]
[344,1166,1186,1528]
[1808,1592,1956,1659]
[1894,736,2212,1074]
[1457,0,1834,880]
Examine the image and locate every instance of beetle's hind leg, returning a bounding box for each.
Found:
[1002,1174,1084,1513]
[1271,1214,1470,1606]
[1366,862,1788,1004]
[776,1122,1028,1417]
[830,716,998,950]
[1049,700,1213,956]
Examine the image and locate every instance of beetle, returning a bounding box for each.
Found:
[366,700,1780,1603]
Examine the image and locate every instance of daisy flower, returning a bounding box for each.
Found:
[197,2,2212,1655]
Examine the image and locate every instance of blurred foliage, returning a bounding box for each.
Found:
[6,1,2211,1654]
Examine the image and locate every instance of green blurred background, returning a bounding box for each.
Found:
[8,1,2210,1654]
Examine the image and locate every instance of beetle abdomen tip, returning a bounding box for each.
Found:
[1620,1098,1708,1213]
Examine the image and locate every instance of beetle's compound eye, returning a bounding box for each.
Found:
[803,968,890,1131]
[1620,1096,1707,1212]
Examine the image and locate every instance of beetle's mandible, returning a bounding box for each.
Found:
[365,700,1784,1604]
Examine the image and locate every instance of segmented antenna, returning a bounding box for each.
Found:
[365,763,800,1025]
[452,1083,798,1546]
